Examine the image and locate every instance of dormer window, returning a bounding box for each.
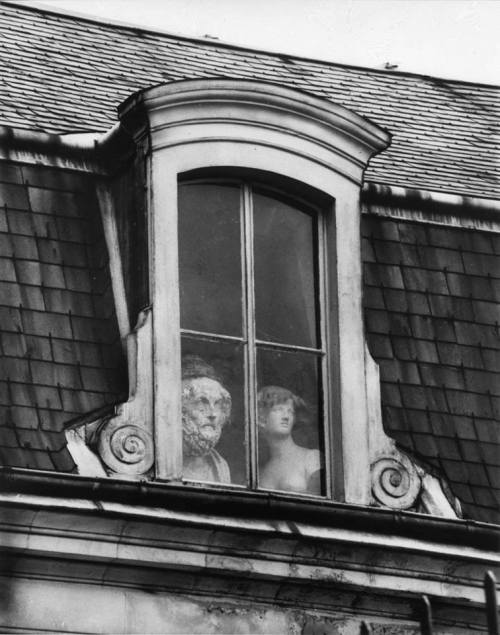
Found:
[66,78,457,515]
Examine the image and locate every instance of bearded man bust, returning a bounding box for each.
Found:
[181,355,232,484]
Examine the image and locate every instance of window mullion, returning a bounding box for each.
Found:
[318,208,333,499]
[243,184,258,490]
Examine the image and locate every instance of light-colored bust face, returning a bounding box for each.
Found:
[182,376,231,456]
[260,398,295,439]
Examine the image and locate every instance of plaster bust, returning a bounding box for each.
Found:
[258,385,321,495]
[182,355,232,484]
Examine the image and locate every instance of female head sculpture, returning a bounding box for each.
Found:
[257,385,307,438]
[257,385,321,495]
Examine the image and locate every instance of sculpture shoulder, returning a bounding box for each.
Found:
[209,449,231,484]
[302,447,321,473]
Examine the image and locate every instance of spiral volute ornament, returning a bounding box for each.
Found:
[97,417,154,475]
[371,454,421,510]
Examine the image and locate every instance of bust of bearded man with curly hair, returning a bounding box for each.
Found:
[181,355,231,484]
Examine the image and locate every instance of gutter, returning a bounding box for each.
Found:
[363,182,500,217]
[1,467,498,551]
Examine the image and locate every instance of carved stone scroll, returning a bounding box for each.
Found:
[97,418,153,475]
[371,454,421,510]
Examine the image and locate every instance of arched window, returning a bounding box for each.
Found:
[178,178,329,495]
[70,79,393,507]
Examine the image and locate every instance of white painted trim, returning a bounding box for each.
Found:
[122,79,390,499]
[0,494,497,611]
[0,492,495,563]
[95,182,131,340]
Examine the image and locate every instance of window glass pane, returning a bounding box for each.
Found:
[178,183,242,336]
[181,336,247,486]
[253,191,318,347]
[257,347,325,496]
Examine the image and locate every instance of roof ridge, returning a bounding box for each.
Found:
[3,0,500,90]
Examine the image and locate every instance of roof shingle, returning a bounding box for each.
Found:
[362,214,500,523]
[0,2,499,198]
[0,161,126,473]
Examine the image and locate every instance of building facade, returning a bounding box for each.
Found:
[0,3,499,632]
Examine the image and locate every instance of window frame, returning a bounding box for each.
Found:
[116,78,390,504]
[177,176,332,496]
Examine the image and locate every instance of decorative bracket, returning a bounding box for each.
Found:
[371,453,421,510]
[95,308,154,476]
[365,344,460,517]
[66,308,154,478]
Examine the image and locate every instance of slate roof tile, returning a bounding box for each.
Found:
[363,286,384,309]
[446,389,493,419]
[49,445,76,472]
[390,335,439,364]
[378,360,420,385]
[478,441,500,466]
[19,309,72,340]
[470,232,496,255]
[418,363,466,391]
[0,164,23,184]
[0,162,125,473]
[30,360,82,390]
[16,427,65,452]
[462,252,500,278]
[10,383,62,411]
[471,486,499,511]
[0,258,17,283]
[363,217,500,521]
[63,267,92,293]
[2,3,497,197]
[402,267,449,295]
[481,348,500,373]
[445,272,497,302]
[37,408,75,432]
[427,294,475,322]
[401,385,449,412]
[381,289,409,313]
[0,208,8,233]
[373,240,419,267]
[364,263,405,289]
[0,182,30,209]
[474,418,500,444]
[473,299,500,326]
[366,334,393,359]
[464,368,498,395]
[457,437,485,464]
[428,412,468,440]
[380,382,402,408]
[409,315,456,343]
[1,404,39,429]
[0,426,18,448]
[454,321,498,348]
[28,187,81,217]
[42,288,94,318]
[0,445,53,470]
[408,431,440,459]
[416,245,465,274]
[437,342,483,368]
